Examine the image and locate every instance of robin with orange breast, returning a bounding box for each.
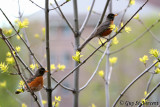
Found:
[15,68,48,94]
[77,13,117,51]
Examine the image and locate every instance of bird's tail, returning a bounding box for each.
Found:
[77,34,94,51]
[15,88,25,94]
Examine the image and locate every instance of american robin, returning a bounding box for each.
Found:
[77,13,117,51]
[15,68,48,94]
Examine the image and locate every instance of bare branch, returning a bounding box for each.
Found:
[79,42,110,91]
[97,0,111,26]
[28,0,44,10]
[138,19,160,42]
[6,33,17,39]
[49,0,70,11]
[51,76,74,91]
[138,81,160,107]
[119,0,131,24]
[80,36,104,53]
[146,73,154,92]
[51,0,75,34]
[112,60,158,107]
[79,0,96,33]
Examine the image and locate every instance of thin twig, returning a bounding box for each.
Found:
[79,44,109,91]
[110,17,160,55]
[6,33,17,39]
[51,76,74,91]
[28,0,44,10]
[52,0,75,34]
[49,0,70,11]
[80,36,104,53]
[138,19,160,43]
[112,60,158,107]
[17,0,36,72]
[119,0,131,24]
[97,0,111,26]
[146,73,154,92]
[138,82,160,107]
[79,0,96,33]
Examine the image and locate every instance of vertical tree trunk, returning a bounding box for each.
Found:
[105,45,110,107]
[45,0,52,107]
[73,0,80,107]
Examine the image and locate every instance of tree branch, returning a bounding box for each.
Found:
[45,0,52,106]
[146,73,154,92]
[28,0,44,10]
[138,19,160,43]
[79,0,96,33]
[112,60,158,107]
[49,0,70,11]
[138,81,160,107]
[79,44,109,91]
[72,0,80,106]
[51,76,74,91]
[52,0,75,34]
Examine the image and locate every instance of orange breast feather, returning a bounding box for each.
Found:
[101,21,114,37]
[27,76,43,92]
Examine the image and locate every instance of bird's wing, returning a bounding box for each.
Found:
[27,76,36,83]
[94,20,111,36]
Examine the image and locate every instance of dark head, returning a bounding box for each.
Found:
[107,13,117,21]
[35,68,48,77]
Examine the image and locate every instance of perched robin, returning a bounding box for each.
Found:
[15,68,48,94]
[77,13,117,51]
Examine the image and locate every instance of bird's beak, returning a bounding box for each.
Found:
[45,71,48,72]
[114,14,118,16]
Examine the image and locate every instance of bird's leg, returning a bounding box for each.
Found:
[98,37,103,45]
[98,37,106,48]
[33,93,38,101]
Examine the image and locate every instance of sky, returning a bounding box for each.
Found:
[0,0,160,27]
[0,0,45,26]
